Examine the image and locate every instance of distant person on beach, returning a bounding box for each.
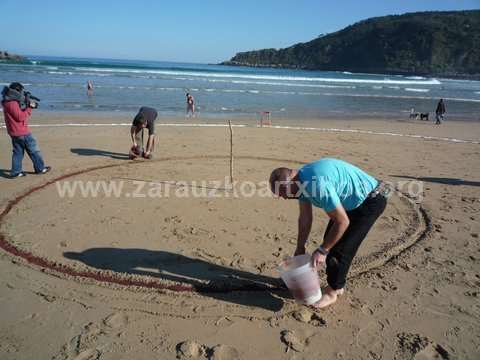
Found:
[435,99,446,125]
[186,93,195,117]
[1,82,51,178]
[130,106,157,159]
[269,158,389,308]
[87,80,94,96]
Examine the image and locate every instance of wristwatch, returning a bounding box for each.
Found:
[317,245,329,255]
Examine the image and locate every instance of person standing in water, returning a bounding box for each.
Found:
[87,80,94,96]
[186,92,195,117]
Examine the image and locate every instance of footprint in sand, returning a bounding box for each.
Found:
[209,344,241,360]
[176,340,205,358]
[396,332,450,360]
[103,312,128,329]
[176,341,241,359]
[280,329,305,353]
[291,309,327,327]
[73,349,101,360]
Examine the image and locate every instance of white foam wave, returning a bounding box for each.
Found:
[48,71,74,75]
[74,66,442,85]
[321,92,480,103]
[228,79,357,89]
[405,88,430,93]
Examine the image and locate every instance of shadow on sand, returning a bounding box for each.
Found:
[391,175,480,187]
[64,248,286,311]
[0,169,38,179]
[71,148,129,160]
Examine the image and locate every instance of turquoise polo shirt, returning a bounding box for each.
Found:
[298,158,378,212]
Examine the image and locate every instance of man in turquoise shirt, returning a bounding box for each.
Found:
[269,158,388,308]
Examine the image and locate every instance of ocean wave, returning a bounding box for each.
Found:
[73,66,442,85]
[406,76,426,80]
[0,82,32,86]
[47,71,74,75]
[224,79,358,89]
[405,88,430,92]
[321,92,480,103]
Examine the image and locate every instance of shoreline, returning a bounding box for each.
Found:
[3,111,480,144]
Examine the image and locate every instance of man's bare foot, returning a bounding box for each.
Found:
[311,286,344,309]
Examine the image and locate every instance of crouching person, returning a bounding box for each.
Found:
[130,106,157,160]
[1,82,51,178]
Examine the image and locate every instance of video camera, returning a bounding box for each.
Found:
[24,91,40,109]
[1,83,40,109]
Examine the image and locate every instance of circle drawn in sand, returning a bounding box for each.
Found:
[0,156,430,293]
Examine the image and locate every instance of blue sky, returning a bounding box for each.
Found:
[2,0,478,63]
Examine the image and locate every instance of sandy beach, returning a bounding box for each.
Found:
[1,112,479,359]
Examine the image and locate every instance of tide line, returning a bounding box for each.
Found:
[0,122,478,144]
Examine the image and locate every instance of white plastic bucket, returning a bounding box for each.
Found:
[279,254,322,305]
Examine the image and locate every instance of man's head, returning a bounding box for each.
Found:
[269,167,300,199]
[133,113,147,128]
[9,82,24,92]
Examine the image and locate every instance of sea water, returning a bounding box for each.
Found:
[1,56,479,120]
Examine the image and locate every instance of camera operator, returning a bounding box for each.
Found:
[1,82,51,178]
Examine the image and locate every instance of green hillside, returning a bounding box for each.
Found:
[222,10,480,76]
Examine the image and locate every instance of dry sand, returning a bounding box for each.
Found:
[0,112,479,359]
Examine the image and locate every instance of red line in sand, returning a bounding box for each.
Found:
[0,157,293,293]
[0,162,196,292]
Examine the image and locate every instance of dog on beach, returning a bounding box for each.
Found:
[409,112,429,120]
[419,112,429,121]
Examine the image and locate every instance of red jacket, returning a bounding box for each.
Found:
[1,100,32,137]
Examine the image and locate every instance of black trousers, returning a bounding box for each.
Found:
[324,194,387,290]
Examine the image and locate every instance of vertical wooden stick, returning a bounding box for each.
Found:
[228,120,234,187]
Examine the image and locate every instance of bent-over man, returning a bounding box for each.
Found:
[269,158,389,308]
[130,106,157,159]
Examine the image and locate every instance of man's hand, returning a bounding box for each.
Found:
[294,245,306,257]
[311,249,327,268]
